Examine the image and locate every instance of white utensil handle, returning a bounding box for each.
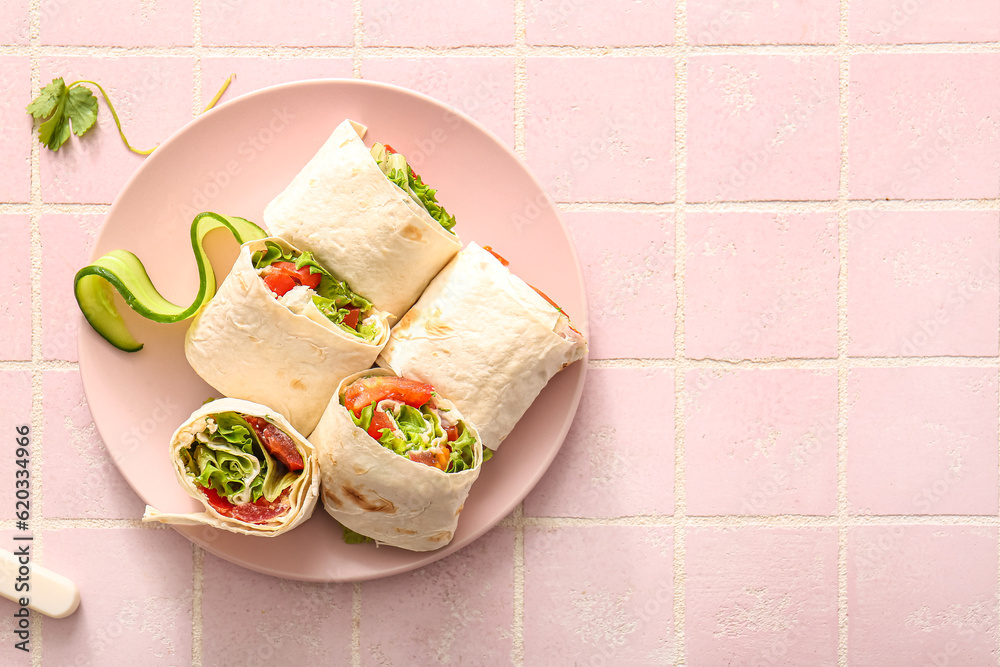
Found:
[0,545,80,618]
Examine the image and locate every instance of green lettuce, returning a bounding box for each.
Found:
[179,412,298,505]
[370,143,457,234]
[252,241,378,341]
[346,398,478,473]
[342,525,374,544]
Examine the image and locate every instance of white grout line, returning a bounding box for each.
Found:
[837,2,851,664]
[351,581,362,666]
[673,2,688,664]
[352,0,363,78]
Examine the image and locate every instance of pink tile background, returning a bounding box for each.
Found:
[686,55,839,202]
[688,0,839,45]
[849,526,999,665]
[7,3,1000,665]
[685,212,839,359]
[526,56,674,203]
[0,214,30,360]
[848,210,1000,357]
[849,54,1000,200]
[685,368,838,516]
[686,527,840,666]
[847,367,999,515]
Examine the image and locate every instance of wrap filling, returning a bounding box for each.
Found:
[370,143,457,234]
[179,411,303,524]
[252,240,382,341]
[341,375,482,473]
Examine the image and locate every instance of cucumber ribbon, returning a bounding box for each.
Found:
[74,212,268,352]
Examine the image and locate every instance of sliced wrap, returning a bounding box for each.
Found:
[185,237,391,435]
[142,398,319,536]
[310,369,483,552]
[378,242,588,451]
[263,119,462,317]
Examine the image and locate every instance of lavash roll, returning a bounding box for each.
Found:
[377,242,588,451]
[309,369,483,552]
[263,119,462,318]
[184,237,390,435]
[142,398,320,537]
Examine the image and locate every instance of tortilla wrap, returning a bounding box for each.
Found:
[377,242,587,451]
[185,237,390,435]
[309,369,483,551]
[263,119,462,318]
[142,398,320,536]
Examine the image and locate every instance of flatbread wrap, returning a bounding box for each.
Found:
[185,237,390,434]
[142,398,319,536]
[309,369,484,551]
[263,119,462,318]
[377,242,588,451]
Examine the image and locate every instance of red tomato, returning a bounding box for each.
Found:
[408,446,450,471]
[367,409,395,441]
[482,245,510,267]
[444,423,459,442]
[341,307,361,330]
[343,376,435,416]
[295,265,322,289]
[383,144,397,154]
[262,271,297,296]
[245,416,304,471]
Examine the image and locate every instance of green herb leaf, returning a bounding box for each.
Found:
[25,77,66,119]
[65,84,98,137]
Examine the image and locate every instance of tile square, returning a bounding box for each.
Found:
[0,372,31,523]
[689,0,839,45]
[849,526,999,665]
[0,215,31,361]
[40,0,193,46]
[526,0,674,46]
[361,526,514,664]
[363,0,513,46]
[0,0,29,44]
[685,212,839,360]
[847,367,999,515]
[202,551,352,664]
[849,54,1000,199]
[685,368,838,515]
[42,370,145,519]
[850,0,1000,43]
[39,57,194,204]
[42,527,193,665]
[0,57,32,203]
[525,367,675,518]
[687,55,839,202]
[686,527,839,665]
[202,0,353,46]
[566,210,675,359]
[199,57,354,108]
[40,214,103,362]
[362,57,515,148]
[848,210,1000,357]
[526,57,674,203]
[524,525,674,665]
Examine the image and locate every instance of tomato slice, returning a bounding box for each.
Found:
[343,376,435,416]
[262,271,297,297]
[482,245,510,267]
[444,423,459,442]
[342,307,360,330]
[367,409,395,441]
[295,265,322,290]
[198,486,291,524]
[383,144,397,154]
[408,446,450,471]
[245,416,304,471]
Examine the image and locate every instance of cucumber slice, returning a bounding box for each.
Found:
[74,211,268,352]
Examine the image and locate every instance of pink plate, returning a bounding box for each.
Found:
[78,79,588,582]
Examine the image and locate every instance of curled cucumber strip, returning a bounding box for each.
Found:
[74,211,268,352]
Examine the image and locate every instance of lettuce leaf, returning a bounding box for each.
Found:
[370,143,457,234]
[342,525,374,544]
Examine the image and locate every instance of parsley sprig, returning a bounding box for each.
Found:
[26,74,234,154]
